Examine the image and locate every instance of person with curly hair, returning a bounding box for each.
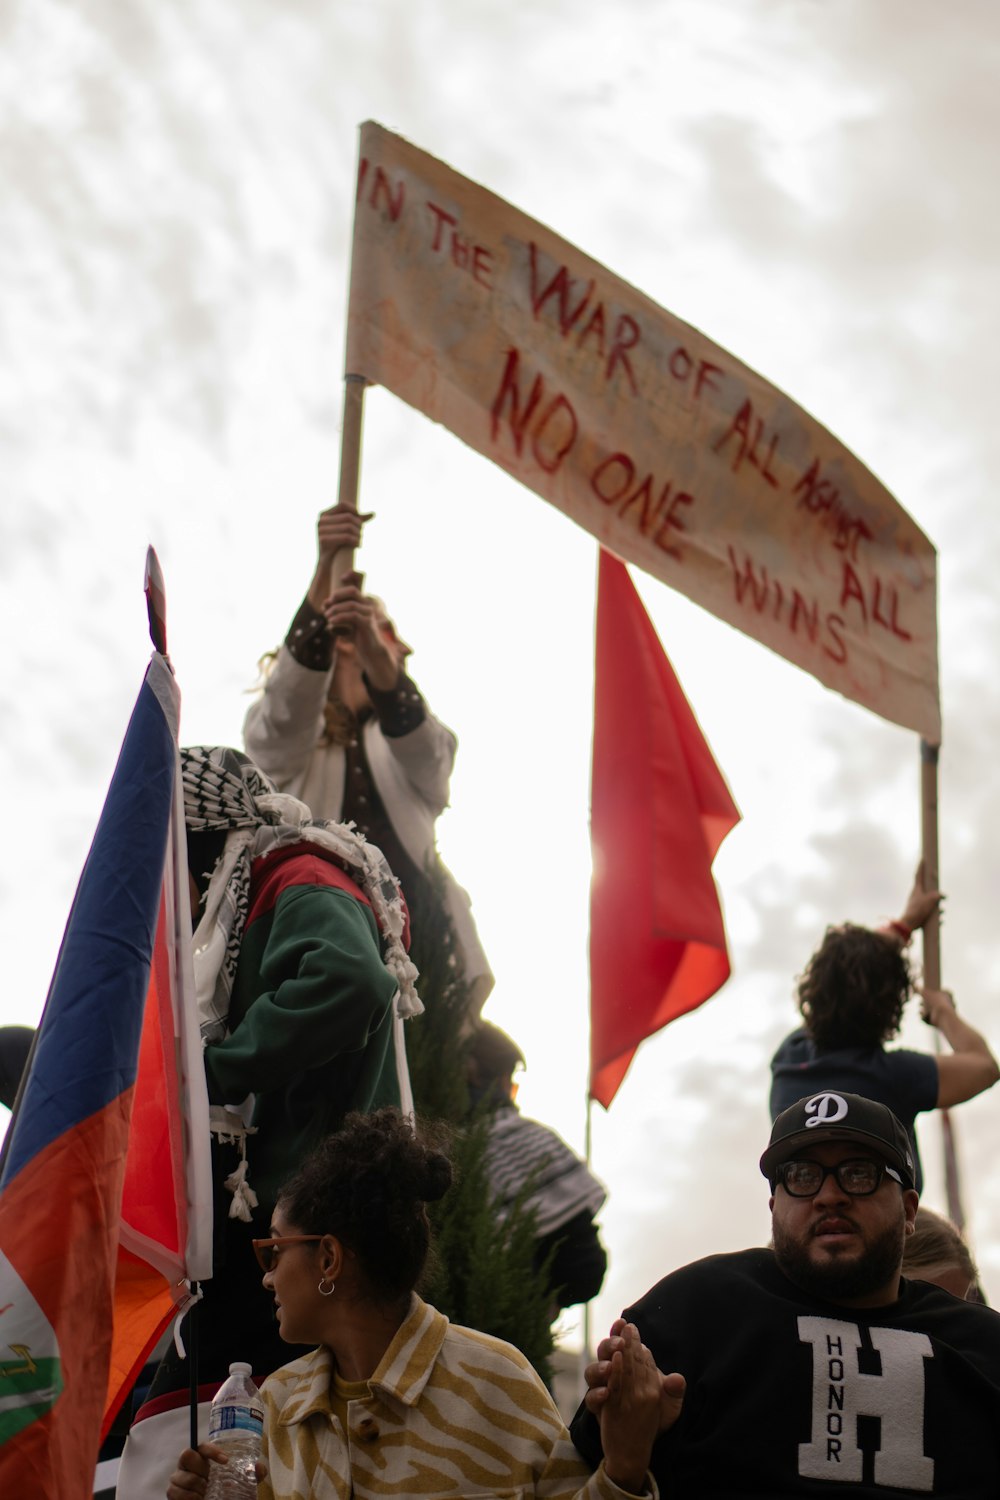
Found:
[769,871,998,1190]
[168,1108,663,1500]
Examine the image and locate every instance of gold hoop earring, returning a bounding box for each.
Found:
[318,1277,336,1297]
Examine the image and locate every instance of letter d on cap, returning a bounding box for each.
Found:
[805,1092,848,1127]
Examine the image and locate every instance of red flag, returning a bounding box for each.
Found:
[589,550,741,1108]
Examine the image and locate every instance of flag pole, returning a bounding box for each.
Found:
[920,739,941,990]
[920,739,964,1228]
[583,1088,593,1359]
[188,1290,200,1450]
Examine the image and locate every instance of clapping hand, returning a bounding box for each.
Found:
[585,1319,685,1493]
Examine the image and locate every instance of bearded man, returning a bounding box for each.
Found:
[572,1092,1000,1497]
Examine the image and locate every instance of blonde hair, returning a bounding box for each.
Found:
[247,649,280,695]
[903,1206,977,1286]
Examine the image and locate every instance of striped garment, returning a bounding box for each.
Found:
[258,1295,651,1500]
[484,1108,606,1236]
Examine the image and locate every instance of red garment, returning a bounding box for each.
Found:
[248,841,410,950]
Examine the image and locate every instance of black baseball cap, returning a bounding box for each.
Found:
[760,1092,916,1189]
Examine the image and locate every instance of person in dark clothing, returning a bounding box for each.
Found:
[467,1021,608,1315]
[572,1091,1000,1498]
[770,869,998,1190]
[0,1026,34,1113]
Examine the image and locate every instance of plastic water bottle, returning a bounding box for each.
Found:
[204,1362,264,1498]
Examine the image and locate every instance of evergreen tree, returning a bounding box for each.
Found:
[406,866,554,1383]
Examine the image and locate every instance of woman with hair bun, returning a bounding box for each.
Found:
[168,1108,662,1500]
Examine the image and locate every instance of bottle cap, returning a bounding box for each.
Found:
[229,1362,252,1375]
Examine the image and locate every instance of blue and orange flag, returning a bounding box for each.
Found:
[0,552,212,1498]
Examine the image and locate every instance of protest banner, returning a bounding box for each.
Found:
[346,121,940,745]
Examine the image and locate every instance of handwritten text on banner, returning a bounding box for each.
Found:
[346,121,940,744]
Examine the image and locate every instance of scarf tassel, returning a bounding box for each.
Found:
[224,1142,259,1223]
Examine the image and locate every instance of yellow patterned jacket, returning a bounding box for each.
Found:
[258,1295,651,1500]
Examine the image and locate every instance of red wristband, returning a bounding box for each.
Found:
[887,919,912,944]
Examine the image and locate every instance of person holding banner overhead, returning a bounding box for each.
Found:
[769,868,999,1192]
[244,503,492,1015]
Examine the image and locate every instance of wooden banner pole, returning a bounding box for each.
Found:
[331,373,368,592]
[920,739,941,990]
[920,739,964,1229]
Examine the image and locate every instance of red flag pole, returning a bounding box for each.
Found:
[582,1090,593,1357]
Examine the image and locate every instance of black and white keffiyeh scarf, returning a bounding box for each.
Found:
[181,745,422,1044]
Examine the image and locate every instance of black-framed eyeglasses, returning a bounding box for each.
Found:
[252,1235,323,1272]
[775,1158,901,1198]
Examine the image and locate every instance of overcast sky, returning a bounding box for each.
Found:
[3,0,1000,1338]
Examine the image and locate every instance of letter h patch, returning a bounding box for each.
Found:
[797,1316,934,1490]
